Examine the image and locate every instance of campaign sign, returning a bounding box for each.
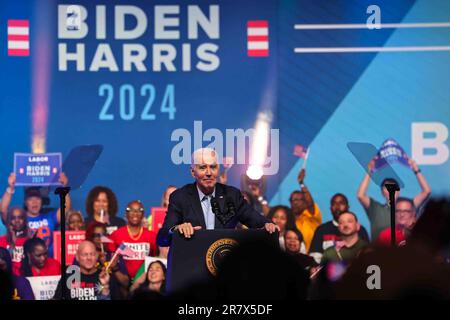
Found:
[26,275,61,300]
[53,231,86,264]
[374,139,410,172]
[14,153,62,186]
[151,207,167,235]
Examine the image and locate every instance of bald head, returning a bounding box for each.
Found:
[77,240,96,254]
[77,241,98,271]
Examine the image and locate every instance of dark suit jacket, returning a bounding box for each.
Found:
[156,182,269,246]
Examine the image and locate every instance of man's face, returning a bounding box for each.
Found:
[77,242,98,271]
[191,150,219,194]
[10,208,26,232]
[290,192,307,214]
[126,202,145,227]
[330,195,349,221]
[338,213,360,237]
[29,245,47,269]
[396,201,416,228]
[25,196,42,216]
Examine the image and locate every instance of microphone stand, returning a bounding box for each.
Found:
[55,186,70,299]
[384,183,400,247]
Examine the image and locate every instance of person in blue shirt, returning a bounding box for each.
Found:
[0,172,71,257]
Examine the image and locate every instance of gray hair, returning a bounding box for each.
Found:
[190,148,218,169]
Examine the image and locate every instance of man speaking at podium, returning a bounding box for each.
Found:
[157,148,279,246]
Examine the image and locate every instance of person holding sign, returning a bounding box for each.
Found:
[357,158,431,240]
[108,201,158,278]
[156,148,277,247]
[0,172,71,258]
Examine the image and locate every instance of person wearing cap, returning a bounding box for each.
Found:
[357,158,431,240]
[0,172,71,257]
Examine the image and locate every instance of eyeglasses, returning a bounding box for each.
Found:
[126,207,144,213]
[93,233,104,238]
[396,209,414,214]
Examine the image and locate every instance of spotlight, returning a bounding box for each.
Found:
[246,165,264,180]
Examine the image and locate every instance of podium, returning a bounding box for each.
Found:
[167,229,279,294]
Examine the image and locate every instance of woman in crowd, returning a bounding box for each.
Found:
[19,237,60,277]
[129,260,166,298]
[0,207,29,275]
[284,228,316,269]
[267,205,305,252]
[85,186,126,234]
[67,210,85,231]
[0,247,35,300]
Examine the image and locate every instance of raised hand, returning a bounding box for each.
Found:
[8,173,16,188]
[59,172,69,186]
[99,268,111,287]
[408,158,419,172]
[367,159,375,173]
[264,222,280,234]
[298,169,305,184]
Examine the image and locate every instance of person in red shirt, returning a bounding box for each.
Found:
[109,201,157,278]
[0,207,30,275]
[377,197,417,246]
[20,237,61,277]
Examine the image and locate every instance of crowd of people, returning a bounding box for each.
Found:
[1,147,449,300]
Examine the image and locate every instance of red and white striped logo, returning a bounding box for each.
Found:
[7,20,30,56]
[247,20,269,57]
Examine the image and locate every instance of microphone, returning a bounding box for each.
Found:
[226,197,236,218]
[210,196,221,215]
[210,196,227,225]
